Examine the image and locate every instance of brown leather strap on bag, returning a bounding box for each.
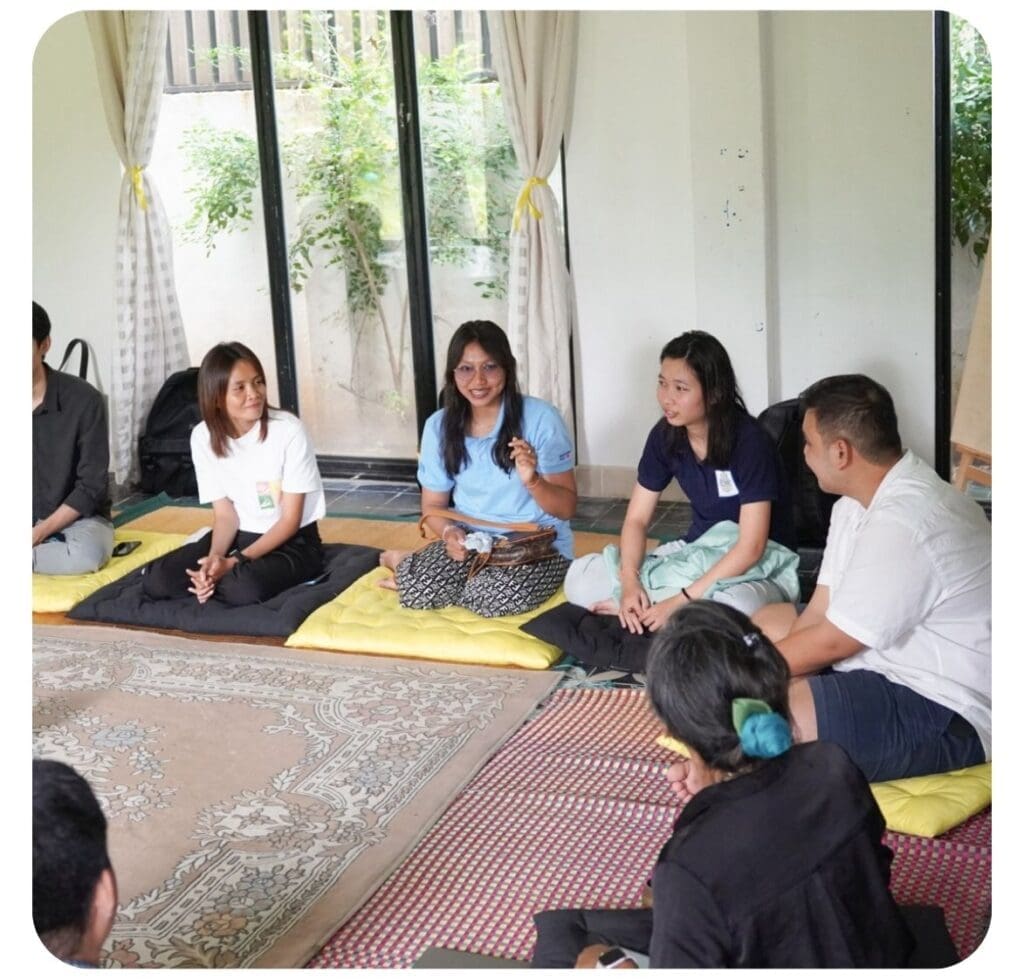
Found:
[418,509,543,540]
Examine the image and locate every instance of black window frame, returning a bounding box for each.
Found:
[933,11,953,479]
[246,9,434,480]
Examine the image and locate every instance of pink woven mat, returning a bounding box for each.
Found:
[308,688,992,968]
[885,813,992,960]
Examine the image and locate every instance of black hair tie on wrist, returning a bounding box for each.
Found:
[680,586,692,600]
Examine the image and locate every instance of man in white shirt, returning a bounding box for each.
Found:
[754,374,990,782]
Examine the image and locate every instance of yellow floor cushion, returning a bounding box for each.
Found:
[869,763,991,837]
[32,530,187,613]
[285,567,564,669]
[655,734,991,838]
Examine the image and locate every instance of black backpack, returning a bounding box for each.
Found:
[138,368,202,497]
[757,399,840,602]
[756,398,838,550]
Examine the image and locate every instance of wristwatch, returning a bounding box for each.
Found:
[597,948,634,969]
[228,548,249,565]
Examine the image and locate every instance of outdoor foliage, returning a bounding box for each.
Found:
[181,122,260,254]
[950,16,991,262]
[179,19,517,412]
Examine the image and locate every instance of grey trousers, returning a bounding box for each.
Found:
[33,516,115,575]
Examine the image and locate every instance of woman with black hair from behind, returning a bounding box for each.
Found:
[531,601,916,969]
[379,320,577,617]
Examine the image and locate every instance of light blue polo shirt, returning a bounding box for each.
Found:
[418,395,576,559]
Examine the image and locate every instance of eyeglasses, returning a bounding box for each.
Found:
[454,362,503,379]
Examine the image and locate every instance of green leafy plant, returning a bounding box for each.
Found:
[950,16,991,263]
[181,122,260,255]
[179,15,517,411]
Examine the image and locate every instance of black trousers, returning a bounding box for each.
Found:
[530,909,652,969]
[141,523,324,606]
[529,905,958,969]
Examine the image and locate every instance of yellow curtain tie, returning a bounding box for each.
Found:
[130,165,149,211]
[512,176,548,231]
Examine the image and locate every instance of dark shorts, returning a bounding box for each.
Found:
[807,669,985,782]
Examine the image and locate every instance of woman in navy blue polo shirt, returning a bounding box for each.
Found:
[379,320,577,617]
[564,330,796,632]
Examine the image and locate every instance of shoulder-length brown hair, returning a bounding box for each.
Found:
[198,342,270,458]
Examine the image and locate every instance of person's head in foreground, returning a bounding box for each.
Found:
[33,759,117,966]
[646,601,792,795]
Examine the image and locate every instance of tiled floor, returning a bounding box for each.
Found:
[113,477,694,541]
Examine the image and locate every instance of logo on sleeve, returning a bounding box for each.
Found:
[256,480,282,510]
[715,470,739,497]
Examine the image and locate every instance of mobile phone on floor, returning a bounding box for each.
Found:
[112,540,143,557]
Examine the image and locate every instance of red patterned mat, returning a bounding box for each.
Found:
[308,689,992,968]
[885,812,992,960]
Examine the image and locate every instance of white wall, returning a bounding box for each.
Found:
[33,11,120,397]
[565,12,697,497]
[766,11,935,460]
[566,10,936,485]
[32,10,941,485]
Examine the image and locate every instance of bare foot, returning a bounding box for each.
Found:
[664,756,714,806]
[376,576,398,591]
[379,548,411,572]
[589,598,621,616]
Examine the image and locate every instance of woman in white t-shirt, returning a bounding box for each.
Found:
[142,342,326,606]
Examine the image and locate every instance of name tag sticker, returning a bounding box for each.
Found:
[256,480,282,510]
[715,470,739,497]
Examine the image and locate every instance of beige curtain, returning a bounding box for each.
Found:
[87,11,189,485]
[490,11,579,430]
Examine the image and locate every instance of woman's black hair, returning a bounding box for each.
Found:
[646,601,791,775]
[659,330,747,468]
[440,320,524,477]
[33,759,111,958]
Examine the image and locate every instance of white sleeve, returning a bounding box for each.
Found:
[825,514,941,650]
[190,426,226,504]
[816,498,855,589]
[280,418,322,495]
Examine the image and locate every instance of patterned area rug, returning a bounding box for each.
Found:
[32,625,559,968]
[311,687,992,967]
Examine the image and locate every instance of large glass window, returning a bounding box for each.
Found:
[269,10,417,457]
[152,11,281,405]
[412,10,517,389]
[154,10,555,470]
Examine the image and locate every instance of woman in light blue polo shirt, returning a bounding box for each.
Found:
[380,320,577,617]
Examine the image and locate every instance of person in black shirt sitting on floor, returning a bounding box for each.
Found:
[531,601,916,969]
[32,301,114,575]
